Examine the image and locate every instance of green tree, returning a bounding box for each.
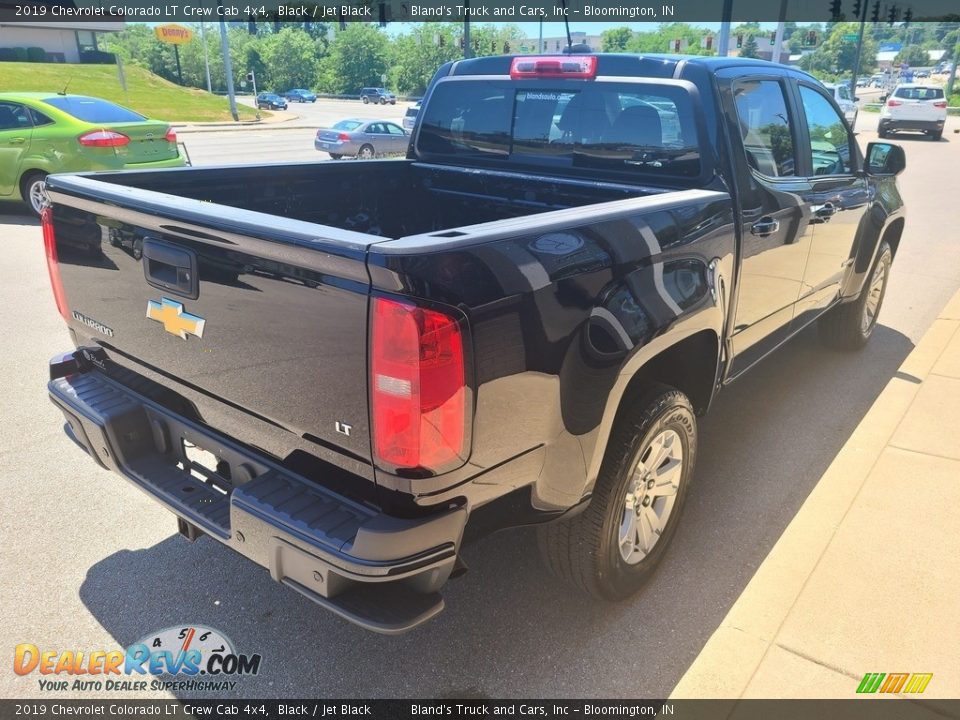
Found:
[259,28,321,91]
[319,23,389,95]
[799,22,877,79]
[601,27,633,52]
[739,35,760,59]
[895,45,930,67]
[388,25,462,96]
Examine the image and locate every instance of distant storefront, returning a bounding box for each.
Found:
[0,18,124,63]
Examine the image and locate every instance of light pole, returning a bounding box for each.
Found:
[199,20,212,93]
[850,0,869,99]
[217,2,238,121]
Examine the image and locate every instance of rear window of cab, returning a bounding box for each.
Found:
[416,79,702,179]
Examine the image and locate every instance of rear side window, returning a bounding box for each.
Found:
[42,96,145,123]
[0,102,31,130]
[333,120,362,131]
[894,87,944,100]
[417,80,702,178]
[733,80,796,178]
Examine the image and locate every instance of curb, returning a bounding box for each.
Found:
[670,288,960,700]
[172,113,303,133]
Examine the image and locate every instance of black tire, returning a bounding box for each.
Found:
[818,240,892,351]
[20,170,48,217]
[328,153,342,160]
[132,238,143,261]
[357,144,375,160]
[380,97,387,105]
[538,385,697,600]
[362,96,369,104]
[878,128,888,139]
[931,130,943,140]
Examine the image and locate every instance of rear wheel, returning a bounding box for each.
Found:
[362,96,369,104]
[328,153,342,160]
[20,171,48,217]
[357,144,375,160]
[380,97,387,105]
[538,385,697,600]
[818,240,892,351]
[931,130,943,140]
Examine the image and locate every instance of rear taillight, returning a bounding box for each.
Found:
[164,127,177,143]
[78,129,130,148]
[371,297,467,474]
[510,55,598,79]
[933,100,947,109]
[887,99,902,107]
[41,207,69,322]
[338,132,351,141]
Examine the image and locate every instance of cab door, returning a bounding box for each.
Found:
[0,101,32,197]
[792,82,870,327]
[720,74,816,377]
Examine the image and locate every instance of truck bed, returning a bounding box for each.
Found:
[71,159,668,239]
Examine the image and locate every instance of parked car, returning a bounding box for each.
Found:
[43,54,905,634]
[402,101,422,131]
[255,93,287,110]
[314,118,409,159]
[879,84,948,139]
[0,93,185,216]
[284,89,317,103]
[856,76,870,88]
[359,87,396,105]
[822,82,859,127]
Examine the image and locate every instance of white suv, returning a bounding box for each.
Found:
[823,83,859,128]
[879,84,947,140]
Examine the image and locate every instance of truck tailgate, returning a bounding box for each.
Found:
[45,173,379,471]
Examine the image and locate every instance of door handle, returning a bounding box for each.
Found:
[750,218,780,237]
[142,238,199,300]
[8,137,26,145]
[813,202,838,219]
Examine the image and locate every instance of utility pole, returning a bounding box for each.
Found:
[217,2,238,121]
[462,0,471,58]
[850,0,869,99]
[947,37,960,99]
[717,0,733,57]
[199,20,212,93]
[771,0,788,64]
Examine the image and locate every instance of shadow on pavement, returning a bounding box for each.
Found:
[79,322,914,699]
[0,205,37,225]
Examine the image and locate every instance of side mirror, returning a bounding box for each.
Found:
[865,142,905,176]
[854,96,861,102]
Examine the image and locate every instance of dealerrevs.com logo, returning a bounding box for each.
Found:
[14,625,262,693]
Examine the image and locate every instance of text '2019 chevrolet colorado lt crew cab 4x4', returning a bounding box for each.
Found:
[42,54,905,633]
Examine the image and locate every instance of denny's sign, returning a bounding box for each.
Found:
[154,24,194,45]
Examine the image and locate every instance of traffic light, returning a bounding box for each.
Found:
[807,30,818,45]
[459,36,464,50]
[871,0,880,22]
[246,72,254,82]
[770,31,777,42]
[503,41,511,54]
[852,0,862,16]
[830,0,843,20]
[378,2,386,27]
[736,34,743,48]
[887,4,898,24]
[902,8,912,26]
[247,16,256,35]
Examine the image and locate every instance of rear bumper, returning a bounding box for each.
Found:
[879,117,945,131]
[47,351,465,634]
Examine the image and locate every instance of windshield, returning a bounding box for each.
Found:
[333,120,363,131]
[894,87,944,100]
[42,96,145,123]
[417,80,701,179]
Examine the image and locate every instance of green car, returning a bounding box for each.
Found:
[0,93,186,216]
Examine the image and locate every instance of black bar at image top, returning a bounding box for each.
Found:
[2,0,960,24]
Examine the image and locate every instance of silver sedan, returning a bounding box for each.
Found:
[314,118,410,160]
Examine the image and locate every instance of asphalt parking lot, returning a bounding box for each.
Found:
[1,113,959,699]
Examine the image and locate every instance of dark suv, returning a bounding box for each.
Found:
[360,87,396,105]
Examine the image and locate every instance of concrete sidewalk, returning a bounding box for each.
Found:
[671,289,960,703]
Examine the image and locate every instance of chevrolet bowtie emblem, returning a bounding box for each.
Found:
[146,298,205,340]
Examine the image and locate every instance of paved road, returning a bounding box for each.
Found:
[1,119,958,700]
[180,97,414,165]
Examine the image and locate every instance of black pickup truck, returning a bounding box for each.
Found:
[42,54,905,634]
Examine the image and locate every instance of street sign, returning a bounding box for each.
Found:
[843,34,858,41]
[155,24,193,45]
